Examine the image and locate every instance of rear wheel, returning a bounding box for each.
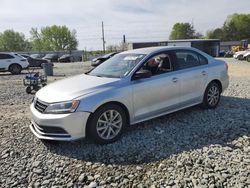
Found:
[88,104,126,144]
[201,82,221,109]
[9,64,22,74]
[246,55,250,62]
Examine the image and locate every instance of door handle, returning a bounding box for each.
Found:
[172,77,178,83]
[202,71,207,75]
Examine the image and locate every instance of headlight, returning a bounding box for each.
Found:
[44,100,80,114]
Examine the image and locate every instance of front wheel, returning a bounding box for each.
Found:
[88,104,126,144]
[201,82,221,109]
[237,55,244,61]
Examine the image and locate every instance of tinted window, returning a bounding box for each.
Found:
[175,51,200,70]
[0,54,14,59]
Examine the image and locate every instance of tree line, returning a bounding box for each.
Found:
[0,25,78,52]
[170,13,250,41]
[0,13,249,52]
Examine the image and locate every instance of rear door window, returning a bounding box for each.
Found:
[175,50,200,70]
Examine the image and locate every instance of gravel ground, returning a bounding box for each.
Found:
[0,59,250,188]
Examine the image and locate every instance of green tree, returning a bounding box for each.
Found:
[206,13,250,41]
[206,28,224,39]
[30,25,78,51]
[0,30,31,51]
[223,13,250,41]
[170,23,197,40]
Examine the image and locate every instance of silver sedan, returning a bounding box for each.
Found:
[30,46,229,144]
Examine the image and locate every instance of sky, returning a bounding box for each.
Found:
[0,0,250,50]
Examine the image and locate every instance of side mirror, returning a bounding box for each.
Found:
[133,69,152,80]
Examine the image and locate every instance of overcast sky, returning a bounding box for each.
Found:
[0,0,250,50]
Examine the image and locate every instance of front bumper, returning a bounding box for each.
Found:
[233,54,239,59]
[30,104,90,141]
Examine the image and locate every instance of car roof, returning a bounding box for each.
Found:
[120,46,201,55]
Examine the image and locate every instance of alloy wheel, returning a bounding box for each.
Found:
[96,110,122,140]
[207,86,220,106]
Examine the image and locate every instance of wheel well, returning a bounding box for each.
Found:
[209,80,222,93]
[85,101,131,137]
[8,63,22,71]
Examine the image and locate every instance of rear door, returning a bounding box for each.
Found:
[131,52,181,122]
[0,53,14,70]
[172,50,208,106]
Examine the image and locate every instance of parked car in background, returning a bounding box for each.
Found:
[58,54,73,63]
[0,52,29,74]
[20,54,51,68]
[219,50,225,57]
[91,52,118,67]
[30,46,229,144]
[233,49,250,60]
[243,51,250,62]
[43,54,59,62]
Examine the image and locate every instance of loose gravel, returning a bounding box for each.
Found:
[0,59,250,188]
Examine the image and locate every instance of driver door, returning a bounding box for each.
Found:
[131,53,181,122]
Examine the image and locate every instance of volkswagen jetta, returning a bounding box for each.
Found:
[30,46,229,144]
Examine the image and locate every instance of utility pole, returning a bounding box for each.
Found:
[123,34,126,51]
[102,21,105,53]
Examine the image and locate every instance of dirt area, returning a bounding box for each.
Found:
[0,58,250,187]
[223,58,250,77]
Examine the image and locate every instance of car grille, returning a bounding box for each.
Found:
[35,99,48,113]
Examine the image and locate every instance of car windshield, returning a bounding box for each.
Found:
[45,54,56,58]
[88,53,145,78]
[16,54,27,58]
[30,54,38,58]
[61,54,70,58]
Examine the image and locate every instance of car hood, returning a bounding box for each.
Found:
[36,74,120,103]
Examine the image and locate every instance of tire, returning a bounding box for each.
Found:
[237,55,244,61]
[87,104,126,144]
[201,82,221,109]
[26,86,32,94]
[9,64,22,75]
[246,55,250,62]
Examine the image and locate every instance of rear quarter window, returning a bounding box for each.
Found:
[199,55,208,65]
